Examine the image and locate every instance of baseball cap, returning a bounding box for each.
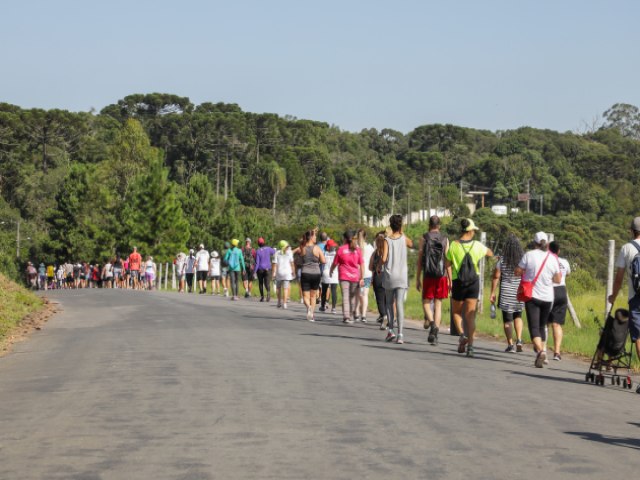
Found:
[534,231,548,244]
[326,239,337,249]
[231,239,240,247]
[278,240,289,249]
[464,219,479,232]
[224,241,231,248]
[631,217,640,231]
[245,237,252,243]
[199,244,204,249]
[189,248,195,254]
[258,237,265,246]
[212,250,219,258]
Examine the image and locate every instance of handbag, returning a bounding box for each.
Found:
[517,252,550,303]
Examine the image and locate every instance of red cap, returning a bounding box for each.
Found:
[258,237,265,246]
[326,239,337,249]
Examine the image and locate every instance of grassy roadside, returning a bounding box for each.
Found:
[0,273,45,345]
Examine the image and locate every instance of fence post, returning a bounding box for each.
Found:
[158,263,163,290]
[567,294,581,328]
[172,263,176,291]
[164,263,168,290]
[478,231,487,314]
[606,240,615,319]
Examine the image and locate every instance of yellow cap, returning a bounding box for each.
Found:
[231,239,239,247]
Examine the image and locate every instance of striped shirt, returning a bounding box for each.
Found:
[496,259,524,313]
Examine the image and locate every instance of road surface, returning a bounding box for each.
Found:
[0,289,638,479]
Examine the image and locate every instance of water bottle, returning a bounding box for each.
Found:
[490,303,497,319]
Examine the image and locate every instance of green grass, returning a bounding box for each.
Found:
[0,273,44,342]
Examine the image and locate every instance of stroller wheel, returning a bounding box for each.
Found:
[611,376,616,385]
[598,375,605,386]
[616,376,621,386]
[585,373,591,383]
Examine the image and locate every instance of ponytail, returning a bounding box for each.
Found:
[344,230,357,251]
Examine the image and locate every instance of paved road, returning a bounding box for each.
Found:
[0,290,638,479]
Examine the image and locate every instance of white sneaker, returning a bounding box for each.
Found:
[283,303,288,309]
[361,317,367,323]
[224,288,228,297]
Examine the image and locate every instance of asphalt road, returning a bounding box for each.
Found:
[0,289,638,479]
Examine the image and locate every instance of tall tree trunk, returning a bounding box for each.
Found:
[216,153,220,197]
[224,152,229,200]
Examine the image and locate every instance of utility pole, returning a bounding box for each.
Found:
[540,194,543,216]
[460,180,463,203]
[527,180,531,213]
[391,184,400,215]
[428,182,432,219]
[407,190,411,225]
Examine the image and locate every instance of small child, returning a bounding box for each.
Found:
[320,239,339,313]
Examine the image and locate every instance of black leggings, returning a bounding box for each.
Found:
[229,271,240,297]
[321,283,337,309]
[257,269,272,299]
[525,298,552,341]
[372,272,386,318]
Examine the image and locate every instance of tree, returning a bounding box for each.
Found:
[181,173,219,249]
[267,161,287,217]
[120,156,189,260]
[602,103,640,140]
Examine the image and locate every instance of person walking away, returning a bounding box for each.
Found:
[242,238,256,298]
[73,262,82,289]
[209,251,222,295]
[102,259,114,288]
[56,264,64,289]
[128,247,143,290]
[144,256,156,290]
[113,256,123,289]
[224,239,245,300]
[174,251,187,293]
[195,244,210,294]
[122,258,130,289]
[445,218,493,357]
[294,230,326,321]
[320,239,339,313]
[547,241,570,361]
[64,261,74,289]
[220,241,231,297]
[185,249,196,293]
[608,217,640,393]
[46,263,55,290]
[489,234,525,353]
[514,232,561,368]
[273,240,295,308]
[354,229,375,323]
[38,262,46,290]
[255,237,276,302]
[370,231,388,330]
[416,215,450,345]
[381,215,413,344]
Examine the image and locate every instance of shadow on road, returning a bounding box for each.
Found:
[565,431,640,450]
[507,370,591,386]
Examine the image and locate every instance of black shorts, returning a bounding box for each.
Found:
[502,310,522,323]
[300,273,322,292]
[451,279,479,301]
[549,286,568,325]
[242,267,254,281]
[197,271,208,282]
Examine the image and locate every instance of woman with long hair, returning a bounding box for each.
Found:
[293,230,326,321]
[330,230,364,323]
[354,229,375,322]
[490,234,525,352]
[370,231,387,329]
[514,232,562,367]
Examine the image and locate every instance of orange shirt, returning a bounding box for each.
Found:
[128,252,142,271]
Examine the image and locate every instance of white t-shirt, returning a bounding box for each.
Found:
[209,257,221,276]
[145,260,155,274]
[274,249,294,281]
[322,251,339,284]
[186,255,196,274]
[557,257,571,287]
[518,249,561,302]
[362,243,375,279]
[104,263,113,278]
[195,249,210,272]
[615,240,640,301]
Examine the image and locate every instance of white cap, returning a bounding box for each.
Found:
[212,251,219,257]
[534,231,548,244]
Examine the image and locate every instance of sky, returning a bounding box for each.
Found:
[1,0,639,134]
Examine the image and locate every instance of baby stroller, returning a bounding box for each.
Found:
[585,308,634,389]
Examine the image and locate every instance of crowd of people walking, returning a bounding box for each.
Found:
[29,212,621,370]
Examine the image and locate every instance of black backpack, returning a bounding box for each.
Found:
[631,242,640,296]
[423,232,446,278]
[457,241,478,286]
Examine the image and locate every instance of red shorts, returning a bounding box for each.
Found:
[422,276,449,300]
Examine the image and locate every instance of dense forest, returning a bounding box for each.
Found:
[1,94,639,281]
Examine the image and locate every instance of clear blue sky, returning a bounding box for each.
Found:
[2,0,639,133]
